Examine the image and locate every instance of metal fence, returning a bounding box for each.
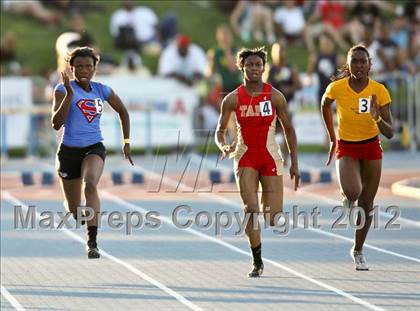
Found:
[385,71,420,153]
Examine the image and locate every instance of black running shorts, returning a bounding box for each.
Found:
[56,142,106,180]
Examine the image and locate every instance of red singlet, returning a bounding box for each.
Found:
[231,83,283,176]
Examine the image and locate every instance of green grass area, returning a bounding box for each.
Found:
[1,0,314,75]
[1,1,230,74]
[195,141,328,155]
[4,141,329,158]
[1,13,61,74]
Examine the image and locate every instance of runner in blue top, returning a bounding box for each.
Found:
[52,47,133,259]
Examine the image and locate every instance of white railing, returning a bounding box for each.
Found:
[385,71,419,153]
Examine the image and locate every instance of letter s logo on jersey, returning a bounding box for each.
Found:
[76,99,100,123]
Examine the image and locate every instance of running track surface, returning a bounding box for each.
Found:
[1,152,419,311]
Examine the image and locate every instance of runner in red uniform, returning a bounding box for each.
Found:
[215,47,300,277]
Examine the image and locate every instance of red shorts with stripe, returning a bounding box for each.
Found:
[336,136,382,160]
[237,149,281,176]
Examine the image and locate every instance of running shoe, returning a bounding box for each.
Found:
[350,248,369,271]
[248,263,264,278]
[86,240,100,259]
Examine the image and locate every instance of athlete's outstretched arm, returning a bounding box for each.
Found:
[273,89,300,190]
[107,90,134,165]
[215,93,236,160]
[321,95,336,166]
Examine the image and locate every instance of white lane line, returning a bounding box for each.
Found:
[1,191,204,311]
[132,162,420,264]
[1,285,26,311]
[101,190,386,311]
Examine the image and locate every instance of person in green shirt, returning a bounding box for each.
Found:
[208,25,242,140]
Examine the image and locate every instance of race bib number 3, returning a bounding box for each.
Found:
[358,98,370,113]
[259,100,273,116]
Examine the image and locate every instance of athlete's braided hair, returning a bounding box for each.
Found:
[236,47,267,71]
[66,46,100,67]
[330,45,370,81]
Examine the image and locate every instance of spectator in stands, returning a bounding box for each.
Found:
[307,32,345,107]
[266,42,302,105]
[304,0,349,52]
[273,1,306,47]
[230,0,253,43]
[207,25,242,141]
[41,0,73,14]
[158,35,207,87]
[404,0,420,73]
[348,0,383,45]
[208,25,242,98]
[55,12,95,74]
[404,0,420,26]
[266,41,301,164]
[93,47,118,76]
[396,47,417,75]
[230,0,275,43]
[41,0,104,15]
[390,6,410,50]
[367,20,402,83]
[307,32,345,146]
[67,12,95,47]
[55,13,117,76]
[110,0,160,56]
[409,28,420,73]
[0,32,22,76]
[113,51,151,77]
[1,0,60,26]
[158,12,179,48]
[389,6,416,75]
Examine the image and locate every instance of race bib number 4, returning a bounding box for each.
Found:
[259,100,273,116]
[358,98,370,113]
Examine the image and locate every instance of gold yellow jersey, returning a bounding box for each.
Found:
[324,77,391,141]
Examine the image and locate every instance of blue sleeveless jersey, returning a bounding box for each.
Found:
[55,80,112,147]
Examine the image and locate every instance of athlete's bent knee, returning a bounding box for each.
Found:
[344,190,361,202]
[244,204,259,214]
[84,180,98,196]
